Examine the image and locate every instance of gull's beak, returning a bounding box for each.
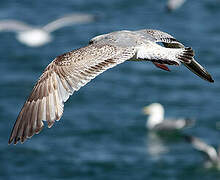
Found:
[142,106,150,115]
[183,58,214,83]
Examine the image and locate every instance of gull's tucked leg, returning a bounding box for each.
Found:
[153,62,170,71]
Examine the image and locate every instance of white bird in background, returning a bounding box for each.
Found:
[143,103,194,131]
[0,13,95,47]
[8,29,213,144]
[167,0,186,11]
[185,135,220,169]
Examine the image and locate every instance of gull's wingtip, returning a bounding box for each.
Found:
[8,130,14,145]
[8,138,16,145]
[183,58,214,83]
[208,77,214,83]
[8,139,12,145]
[8,135,19,145]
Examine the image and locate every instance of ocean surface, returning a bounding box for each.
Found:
[0,0,220,179]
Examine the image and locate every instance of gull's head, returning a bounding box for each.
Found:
[16,29,52,47]
[143,103,165,129]
[143,103,164,116]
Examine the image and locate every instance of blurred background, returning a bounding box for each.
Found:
[0,0,220,179]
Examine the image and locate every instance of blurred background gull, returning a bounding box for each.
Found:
[166,0,186,11]
[144,103,195,165]
[0,0,220,180]
[143,103,195,131]
[0,13,96,47]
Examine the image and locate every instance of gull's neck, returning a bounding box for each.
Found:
[147,109,164,129]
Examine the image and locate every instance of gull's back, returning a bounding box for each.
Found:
[90,30,149,48]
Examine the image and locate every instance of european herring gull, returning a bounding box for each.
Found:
[143,103,194,131]
[0,13,95,47]
[185,135,220,169]
[8,29,213,144]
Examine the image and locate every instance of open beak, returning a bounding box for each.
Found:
[183,58,214,83]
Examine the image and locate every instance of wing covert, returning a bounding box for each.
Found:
[135,29,185,48]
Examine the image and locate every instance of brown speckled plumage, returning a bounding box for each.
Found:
[9,29,213,144]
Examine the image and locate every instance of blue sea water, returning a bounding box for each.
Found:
[0,0,220,179]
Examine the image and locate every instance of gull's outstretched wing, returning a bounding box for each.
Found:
[0,20,32,32]
[8,44,136,144]
[42,13,95,33]
[135,29,214,83]
[185,135,218,162]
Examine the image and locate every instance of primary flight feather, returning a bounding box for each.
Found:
[0,13,95,47]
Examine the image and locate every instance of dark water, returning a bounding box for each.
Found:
[0,0,220,179]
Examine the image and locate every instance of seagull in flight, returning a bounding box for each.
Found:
[143,103,194,131]
[0,13,95,47]
[8,29,214,144]
[185,135,220,169]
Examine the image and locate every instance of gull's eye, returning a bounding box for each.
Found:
[89,40,94,44]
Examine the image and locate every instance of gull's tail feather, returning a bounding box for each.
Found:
[177,47,194,64]
[184,118,196,128]
[183,58,214,83]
